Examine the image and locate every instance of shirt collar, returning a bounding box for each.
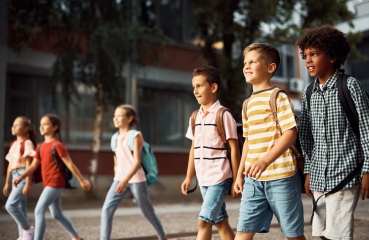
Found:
[312,70,340,93]
[198,100,220,115]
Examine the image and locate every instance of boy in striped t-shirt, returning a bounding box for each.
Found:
[234,43,306,240]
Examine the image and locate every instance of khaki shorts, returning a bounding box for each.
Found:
[312,185,360,240]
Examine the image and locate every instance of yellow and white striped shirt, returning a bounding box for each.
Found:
[242,87,297,181]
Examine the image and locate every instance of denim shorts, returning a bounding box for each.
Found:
[198,178,232,224]
[237,173,304,238]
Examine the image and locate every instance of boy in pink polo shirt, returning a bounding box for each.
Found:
[181,65,240,240]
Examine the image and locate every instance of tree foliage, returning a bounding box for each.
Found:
[191,0,360,120]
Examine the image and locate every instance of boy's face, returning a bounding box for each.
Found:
[243,50,274,85]
[192,75,217,108]
[303,47,335,82]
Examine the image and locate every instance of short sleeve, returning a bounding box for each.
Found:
[185,117,194,140]
[55,141,69,158]
[134,131,144,149]
[276,92,296,133]
[223,111,237,140]
[23,140,36,157]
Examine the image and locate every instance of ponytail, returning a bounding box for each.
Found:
[17,116,37,146]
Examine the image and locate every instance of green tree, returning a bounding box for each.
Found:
[8,0,168,197]
[191,0,361,121]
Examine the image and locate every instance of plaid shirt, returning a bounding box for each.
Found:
[299,70,369,192]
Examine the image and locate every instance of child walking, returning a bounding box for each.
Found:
[13,114,91,240]
[3,116,37,240]
[297,26,369,239]
[100,104,167,240]
[181,66,240,240]
[234,43,305,240]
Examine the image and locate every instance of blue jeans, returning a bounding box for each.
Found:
[34,186,78,240]
[237,173,304,237]
[199,178,232,224]
[5,168,29,238]
[100,181,166,240]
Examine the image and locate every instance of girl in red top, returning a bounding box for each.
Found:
[3,116,37,240]
[14,114,91,240]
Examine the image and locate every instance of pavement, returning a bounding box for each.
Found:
[0,194,368,240]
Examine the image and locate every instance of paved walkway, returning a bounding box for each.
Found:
[1,195,368,239]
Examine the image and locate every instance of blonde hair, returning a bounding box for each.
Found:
[243,43,281,76]
[116,104,140,130]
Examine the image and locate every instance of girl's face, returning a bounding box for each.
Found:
[113,108,132,129]
[11,118,28,137]
[39,117,58,136]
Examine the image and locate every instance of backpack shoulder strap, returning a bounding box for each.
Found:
[242,99,250,121]
[216,107,231,144]
[110,132,119,152]
[127,129,138,151]
[190,110,199,136]
[306,82,314,110]
[269,89,288,134]
[337,74,359,137]
[37,143,43,160]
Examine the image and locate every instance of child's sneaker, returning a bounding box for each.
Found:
[22,226,34,240]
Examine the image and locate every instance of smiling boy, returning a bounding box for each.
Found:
[234,43,305,240]
[181,66,240,240]
[297,26,369,240]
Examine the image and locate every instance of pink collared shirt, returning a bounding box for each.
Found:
[114,131,146,183]
[186,101,237,186]
[6,139,36,170]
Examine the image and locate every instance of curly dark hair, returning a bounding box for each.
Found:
[296,26,351,70]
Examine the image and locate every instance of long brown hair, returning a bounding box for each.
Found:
[17,116,36,146]
[116,104,140,131]
[42,114,62,141]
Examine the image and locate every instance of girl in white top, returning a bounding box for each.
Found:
[100,104,167,240]
[3,116,37,240]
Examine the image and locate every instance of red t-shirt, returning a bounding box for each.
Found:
[35,139,68,188]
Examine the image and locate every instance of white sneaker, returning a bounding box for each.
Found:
[22,226,34,240]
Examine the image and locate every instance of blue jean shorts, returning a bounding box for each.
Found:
[198,178,232,224]
[237,173,304,238]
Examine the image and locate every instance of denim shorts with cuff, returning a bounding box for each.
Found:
[237,172,304,238]
[198,178,232,224]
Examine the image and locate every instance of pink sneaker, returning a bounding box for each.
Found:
[22,226,34,240]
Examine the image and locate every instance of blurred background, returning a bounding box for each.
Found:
[0,0,368,201]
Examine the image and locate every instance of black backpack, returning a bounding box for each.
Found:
[306,72,369,224]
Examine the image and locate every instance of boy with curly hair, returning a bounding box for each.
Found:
[297,25,369,239]
[234,43,305,240]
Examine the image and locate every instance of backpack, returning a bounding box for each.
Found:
[305,73,369,224]
[190,107,244,159]
[38,142,79,189]
[188,107,244,193]
[110,130,159,186]
[15,139,42,184]
[242,89,305,193]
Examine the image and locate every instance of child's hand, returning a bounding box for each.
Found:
[181,178,192,196]
[22,183,31,195]
[304,174,313,198]
[13,177,22,188]
[230,181,238,199]
[3,184,10,196]
[80,179,91,191]
[116,180,128,194]
[361,173,369,200]
[233,176,244,196]
[244,160,268,180]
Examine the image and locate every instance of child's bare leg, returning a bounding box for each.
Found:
[234,231,255,240]
[196,219,212,240]
[214,218,234,240]
[287,234,306,240]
